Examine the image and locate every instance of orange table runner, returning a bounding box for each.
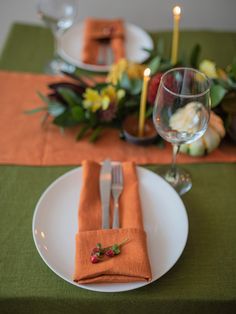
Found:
[1,71,236,166]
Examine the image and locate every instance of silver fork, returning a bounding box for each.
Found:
[111,164,123,228]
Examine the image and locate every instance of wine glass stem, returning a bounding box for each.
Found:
[170,144,180,179]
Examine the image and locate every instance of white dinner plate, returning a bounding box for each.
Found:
[32,166,188,293]
[57,22,154,72]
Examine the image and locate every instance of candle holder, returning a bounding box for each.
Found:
[121,114,159,145]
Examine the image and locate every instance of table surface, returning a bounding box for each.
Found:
[0,23,236,314]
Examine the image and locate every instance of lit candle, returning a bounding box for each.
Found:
[138,68,151,137]
[171,6,181,65]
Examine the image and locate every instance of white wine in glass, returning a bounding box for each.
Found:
[37,0,78,74]
[153,67,211,195]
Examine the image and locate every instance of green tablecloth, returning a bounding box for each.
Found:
[0,23,236,314]
[1,23,236,72]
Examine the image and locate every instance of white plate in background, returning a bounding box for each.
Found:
[57,22,153,72]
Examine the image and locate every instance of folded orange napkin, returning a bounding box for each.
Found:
[81,18,126,65]
[73,160,152,284]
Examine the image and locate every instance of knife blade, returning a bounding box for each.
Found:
[100,159,112,229]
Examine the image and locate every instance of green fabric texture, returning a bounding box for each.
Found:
[152,30,236,68]
[0,164,236,314]
[0,23,236,73]
[0,23,54,73]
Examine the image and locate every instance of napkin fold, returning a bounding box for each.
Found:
[81,18,126,65]
[73,160,152,284]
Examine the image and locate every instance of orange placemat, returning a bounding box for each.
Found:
[1,71,236,166]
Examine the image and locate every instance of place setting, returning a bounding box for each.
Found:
[37,0,153,73]
[58,19,153,72]
[32,160,188,292]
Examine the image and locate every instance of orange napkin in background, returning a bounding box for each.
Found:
[81,18,126,65]
[73,160,152,284]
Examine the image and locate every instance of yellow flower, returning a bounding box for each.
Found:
[117,89,125,100]
[100,95,110,110]
[199,59,218,78]
[101,85,117,103]
[83,88,110,112]
[82,85,125,113]
[107,58,146,85]
[83,88,102,112]
[107,59,128,85]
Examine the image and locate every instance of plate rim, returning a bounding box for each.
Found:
[57,21,154,72]
[32,166,189,293]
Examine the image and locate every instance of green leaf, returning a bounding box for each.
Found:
[89,126,103,142]
[76,125,90,140]
[37,91,52,106]
[158,60,172,72]
[71,106,85,122]
[215,78,231,89]
[24,106,48,114]
[119,72,131,90]
[114,248,120,255]
[227,77,236,89]
[37,91,66,117]
[190,44,201,68]
[112,244,120,255]
[57,88,81,107]
[48,102,66,117]
[142,47,153,54]
[148,56,161,75]
[53,112,78,127]
[130,79,142,95]
[210,84,227,107]
[85,111,98,127]
[145,106,153,118]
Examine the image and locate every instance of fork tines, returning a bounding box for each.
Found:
[112,164,123,228]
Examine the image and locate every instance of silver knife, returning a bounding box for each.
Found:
[100,159,112,229]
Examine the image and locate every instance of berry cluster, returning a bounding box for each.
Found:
[90,238,129,263]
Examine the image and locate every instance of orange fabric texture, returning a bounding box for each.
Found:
[1,71,236,166]
[73,160,152,283]
[81,18,125,64]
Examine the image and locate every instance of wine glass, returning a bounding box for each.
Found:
[153,67,211,195]
[37,0,78,74]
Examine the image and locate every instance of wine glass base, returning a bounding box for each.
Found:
[157,166,192,196]
[44,58,76,75]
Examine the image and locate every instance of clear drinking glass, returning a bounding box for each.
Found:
[153,67,211,195]
[37,0,78,74]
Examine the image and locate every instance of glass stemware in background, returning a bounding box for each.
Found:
[37,0,78,74]
[153,67,211,195]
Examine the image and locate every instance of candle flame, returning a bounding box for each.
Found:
[173,6,181,16]
[144,68,151,77]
